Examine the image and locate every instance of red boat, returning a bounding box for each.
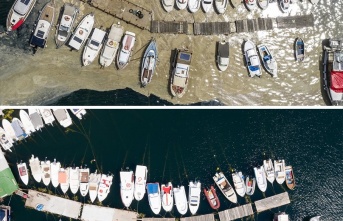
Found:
[203,185,220,210]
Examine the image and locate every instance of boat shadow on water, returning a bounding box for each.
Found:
[320,39,333,106]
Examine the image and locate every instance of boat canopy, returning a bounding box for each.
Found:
[14,0,33,15]
[177,51,192,65]
[147,183,158,194]
[218,43,229,57]
[54,109,67,121]
[330,71,343,93]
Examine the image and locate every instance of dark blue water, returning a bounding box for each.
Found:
[2,109,342,221]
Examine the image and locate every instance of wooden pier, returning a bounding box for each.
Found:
[255,192,291,212]
[180,214,215,221]
[81,204,137,221]
[140,218,175,221]
[276,14,314,29]
[235,18,274,33]
[193,22,236,35]
[218,204,254,221]
[150,21,188,34]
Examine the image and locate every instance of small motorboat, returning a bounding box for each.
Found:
[2,119,17,143]
[274,159,286,184]
[176,0,188,10]
[97,174,113,202]
[100,23,124,68]
[245,0,257,11]
[134,165,148,201]
[70,109,87,120]
[257,44,278,77]
[89,171,101,202]
[245,176,256,196]
[52,109,73,128]
[0,127,13,152]
[69,167,80,194]
[173,185,188,215]
[285,165,295,190]
[19,110,35,135]
[120,169,134,208]
[274,212,289,221]
[244,40,262,77]
[295,37,305,62]
[38,109,55,126]
[17,161,29,185]
[68,13,95,51]
[279,0,290,13]
[257,0,268,10]
[214,0,228,14]
[216,40,229,71]
[188,0,201,13]
[28,109,44,131]
[310,216,321,221]
[79,167,90,196]
[263,159,275,183]
[202,0,213,13]
[11,118,28,141]
[141,39,158,87]
[41,159,51,186]
[188,181,201,215]
[254,166,267,192]
[161,182,173,212]
[162,0,175,12]
[213,172,237,203]
[6,0,36,31]
[116,31,136,70]
[58,167,70,194]
[29,155,41,183]
[232,171,246,197]
[203,186,220,210]
[147,183,162,215]
[310,0,319,4]
[82,28,106,66]
[50,159,61,188]
[55,3,79,48]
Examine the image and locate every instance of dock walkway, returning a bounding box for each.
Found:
[81,204,137,221]
[255,192,291,212]
[140,218,175,221]
[218,203,254,221]
[180,214,215,221]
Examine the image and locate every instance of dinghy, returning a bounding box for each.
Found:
[29,155,42,183]
[257,44,278,77]
[17,161,29,185]
[245,0,257,11]
[141,39,158,87]
[173,185,188,215]
[68,13,95,51]
[202,0,213,13]
[188,0,201,13]
[70,109,87,120]
[0,127,13,152]
[89,171,101,202]
[245,176,256,196]
[295,37,305,62]
[203,186,220,210]
[213,172,237,203]
[244,40,262,77]
[254,166,267,192]
[50,159,61,188]
[120,170,134,208]
[310,0,319,4]
[279,0,290,13]
[263,159,275,183]
[79,167,90,196]
[28,109,44,131]
[117,31,136,70]
[6,0,36,31]
[41,159,51,186]
[274,159,286,184]
[162,0,175,12]
[11,118,28,141]
[161,182,173,212]
[285,165,295,190]
[100,23,124,68]
[38,109,55,126]
[147,183,162,215]
[214,0,227,14]
[52,109,72,128]
[55,3,79,48]
[257,0,268,10]
[2,119,17,143]
[134,165,148,201]
[176,0,188,10]
[58,167,70,194]
[69,167,80,194]
[82,28,106,66]
[97,174,113,202]
[216,40,229,71]
[19,110,35,135]
[232,172,246,197]
[188,181,201,215]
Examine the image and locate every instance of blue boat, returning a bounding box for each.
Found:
[140,39,157,87]
[146,182,161,215]
[11,118,28,141]
[295,37,305,62]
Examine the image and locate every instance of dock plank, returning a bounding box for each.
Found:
[81,204,137,221]
[151,21,188,34]
[276,14,314,29]
[255,192,291,212]
[180,214,215,221]
[218,204,254,221]
[141,218,175,221]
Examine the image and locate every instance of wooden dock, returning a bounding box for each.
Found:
[218,204,254,221]
[150,21,188,34]
[81,204,137,221]
[276,14,314,29]
[180,214,215,221]
[193,22,236,35]
[255,192,291,213]
[140,218,175,221]
[235,18,274,33]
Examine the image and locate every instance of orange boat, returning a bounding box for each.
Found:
[285,165,295,190]
[203,185,220,210]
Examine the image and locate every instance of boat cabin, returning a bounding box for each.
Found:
[14,0,33,15]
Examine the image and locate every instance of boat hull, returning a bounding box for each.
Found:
[162,0,175,12]
[188,0,201,13]
[245,176,256,196]
[120,170,134,207]
[176,0,188,10]
[263,159,276,183]
[202,0,213,13]
[173,186,188,215]
[19,110,35,135]
[214,0,228,14]
[17,163,29,185]
[213,172,237,203]
[141,39,157,87]
[245,0,257,11]
[254,166,267,192]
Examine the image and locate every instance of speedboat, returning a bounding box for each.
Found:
[55,3,79,48]
[244,40,262,77]
[274,212,289,221]
[254,166,267,192]
[176,0,188,10]
[70,109,87,120]
[97,174,113,202]
[41,159,51,186]
[6,0,36,31]
[134,165,147,201]
[19,110,35,135]
[11,118,28,141]
[29,1,55,49]
[58,167,70,194]
[29,155,41,183]
[170,49,192,98]
[147,183,161,215]
[263,159,275,183]
[245,176,256,196]
[202,0,213,13]
[120,170,134,208]
[116,31,136,70]
[188,181,201,215]
[89,171,101,202]
[161,182,173,212]
[257,44,278,77]
[213,172,237,203]
[323,38,343,105]
[17,161,29,185]
[214,0,228,14]
[295,37,305,62]
[217,40,229,71]
[82,28,106,66]
[274,159,286,184]
[68,13,95,51]
[173,185,188,215]
[257,0,268,10]
[245,0,257,11]
[52,109,72,128]
[50,159,61,188]
[232,172,246,197]
[100,23,124,67]
[0,127,13,152]
[203,186,220,210]
[279,0,290,13]
[188,0,201,13]
[69,167,80,194]
[38,109,55,126]
[28,109,44,131]
[79,167,90,196]
[2,119,17,143]
[310,216,321,221]
[141,39,158,87]
[162,0,175,12]
[285,165,295,190]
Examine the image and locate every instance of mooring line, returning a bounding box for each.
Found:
[161,144,170,181]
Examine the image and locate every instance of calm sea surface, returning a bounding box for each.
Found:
[2,109,342,220]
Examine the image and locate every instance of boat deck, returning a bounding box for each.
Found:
[180,214,215,221]
[255,192,290,212]
[218,204,254,221]
[276,14,314,29]
[41,3,54,22]
[0,150,19,198]
[80,204,137,221]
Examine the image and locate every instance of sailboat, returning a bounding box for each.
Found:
[120,169,135,207]
[140,39,158,87]
[254,166,267,192]
[173,185,188,215]
[134,165,147,201]
[232,172,246,197]
[41,159,51,186]
[274,159,286,184]
[89,171,101,202]
[161,182,173,212]
[38,109,55,126]
[52,109,72,128]
[50,159,61,188]
[79,167,90,196]
[213,172,237,203]
[0,127,13,152]
[257,44,278,77]
[11,118,28,141]
[6,0,36,31]
[147,183,162,215]
[116,31,136,70]
[188,181,201,215]
[58,167,70,194]
[17,161,29,185]
[2,119,17,143]
[100,23,124,68]
[263,159,275,183]
[28,109,44,131]
[29,155,42,183]
[19,110,35,135]
[69,167,80,194]
[97,174,113,202]
[68,13,95,51]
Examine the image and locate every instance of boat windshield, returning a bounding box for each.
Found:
[59,25,69,32]
[73,36,83,44]
[179,52,191,61]
[36,30,45,39]
[90,40,100,48]
[249,66,260,72]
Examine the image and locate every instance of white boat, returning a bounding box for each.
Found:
[244,40,262,77]
[28,109,44,131]
[134,165,148,201]
[120,170,134,207]
[140,39,158,87]
[116,31,136,70]
[6,0,36,31]
[254,166,267,192]
[245,176,256,196]
[232,172,246,197]
[52,109,72,128]
[217,40,229,71]
[257,0,268,10]
[173,185,188,215]
[89,171,101,202]
[58,167,70,194]
[41,159,51,186]
[146,183,161,215]
[213,172,237,203]
[188,0,201,13]
[69,167,80,194]
[19,110,35,135]
[188,181,201,215]
[309,216,321,221]
[176,0,188,10]
[274,212,289,221]
[0,127,13,152]
[214,0,228,14]
[310,0,319,4]
[17,161,29,185]
[263,159,275,183]
[29,155,41,183]
[82,28,106,66]
[38,109,55,126]
[202,0,213,13]
[245,0,257,11]
[170,49,192,98]
[257,44,278,77]
[279,0,290,13]
[68,13,95,51]
[274,159,286,184]
[50,159,61,188]
[162,0,175,12]
[2,119,17,143]
[70,109,87,120]
[100,23,124,67]
[11,118,28,141]
[80,167,90,196]
[55,3,79,48]
[97,174,113,202]
[161,182,173,212]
